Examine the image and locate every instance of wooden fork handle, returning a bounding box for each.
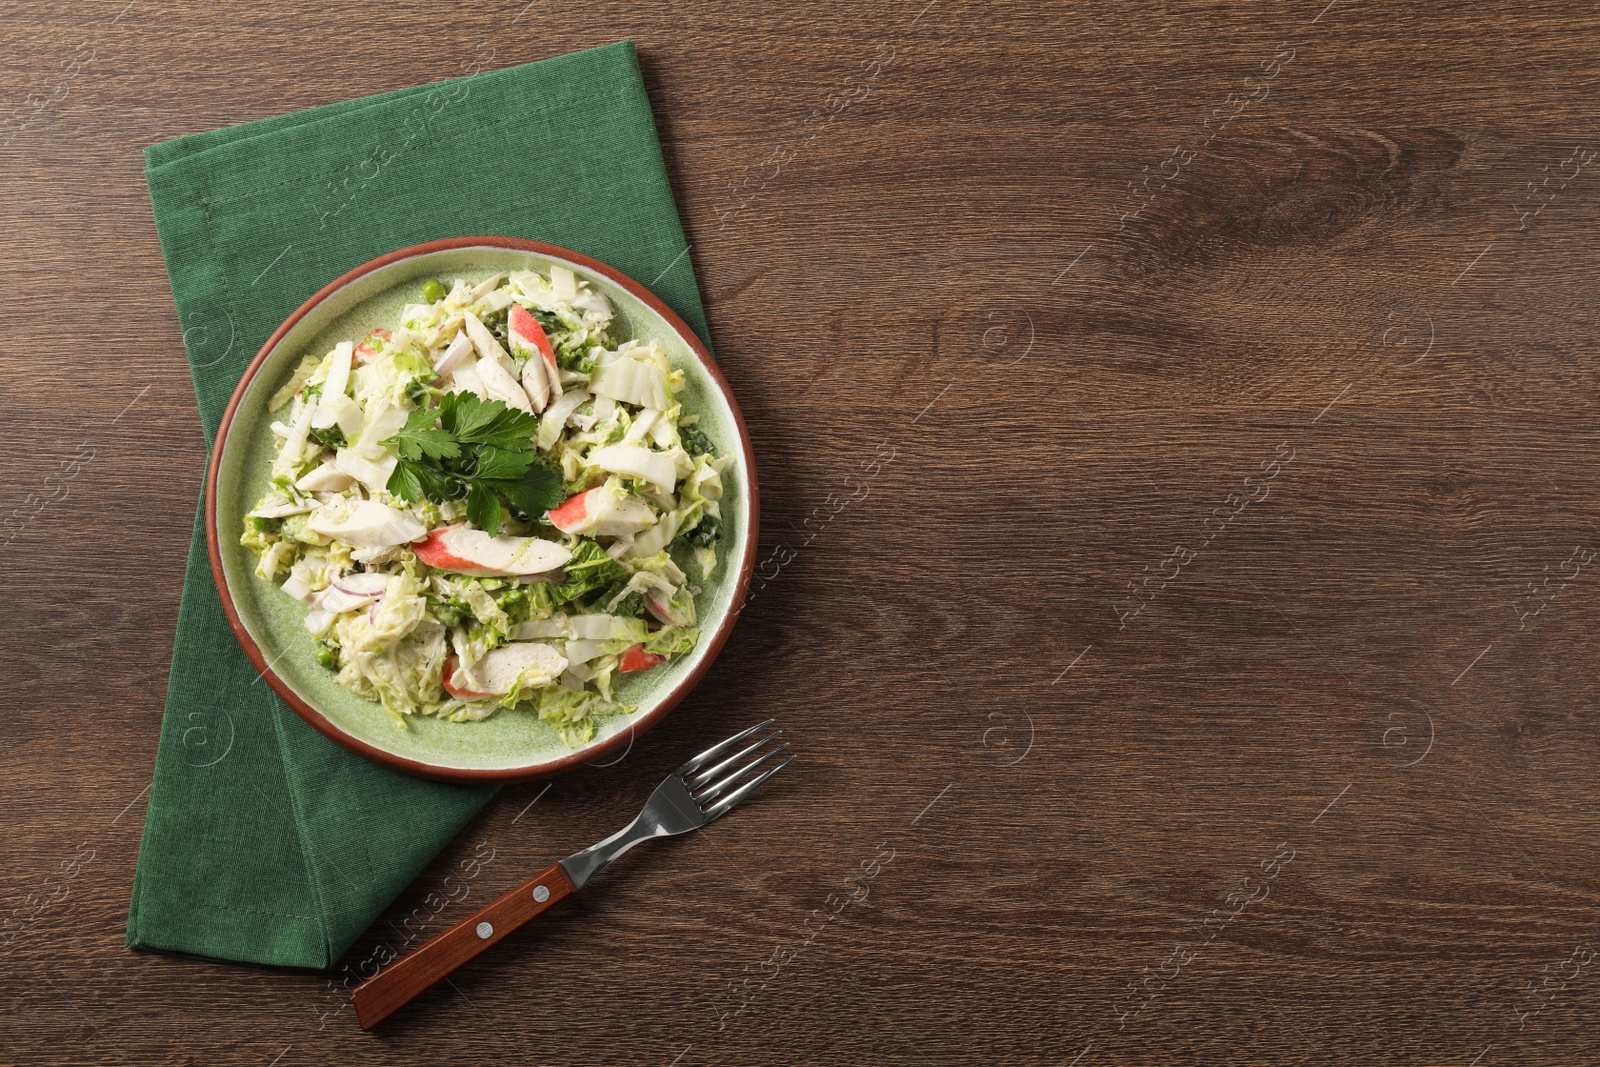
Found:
[352,862,576,1029]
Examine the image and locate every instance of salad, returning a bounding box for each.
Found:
[240,264,730,745]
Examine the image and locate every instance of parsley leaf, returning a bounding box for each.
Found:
[388,457,461,504]
[440,391,541,450]
[472,409,542,450]
[381,393,558,528]
[465,481,502,534]
[385,406,460,462]
[481,467,565,519]
[469,445,537,481]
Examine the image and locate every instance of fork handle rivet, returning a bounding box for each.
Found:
[475,922,494,939]
[532,885,550,902]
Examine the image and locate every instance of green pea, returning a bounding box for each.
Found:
[315,644,338,670]
[420,278,446,303]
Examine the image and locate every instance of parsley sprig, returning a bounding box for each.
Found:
[383,392,565,535]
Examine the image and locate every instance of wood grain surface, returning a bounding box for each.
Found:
[351,862,577,1030]
[4,1,1600,1064]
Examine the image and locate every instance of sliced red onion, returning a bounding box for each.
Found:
[332,572,389,597]
[315,586,379,614]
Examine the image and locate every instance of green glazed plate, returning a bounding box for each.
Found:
[206,237,758,782]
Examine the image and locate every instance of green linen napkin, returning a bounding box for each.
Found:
[128,40,708,969]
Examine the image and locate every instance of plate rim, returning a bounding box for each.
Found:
[204,236,760,783]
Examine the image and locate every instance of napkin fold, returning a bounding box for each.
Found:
[128,40,709,969]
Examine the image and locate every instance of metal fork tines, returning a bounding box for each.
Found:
[559,720,794,888]
[678,719,792,818]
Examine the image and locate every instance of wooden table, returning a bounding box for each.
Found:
[5,2,1599,1063]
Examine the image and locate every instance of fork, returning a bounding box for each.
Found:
[352,720,793,1029]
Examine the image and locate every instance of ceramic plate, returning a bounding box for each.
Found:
[206,237,758,782]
